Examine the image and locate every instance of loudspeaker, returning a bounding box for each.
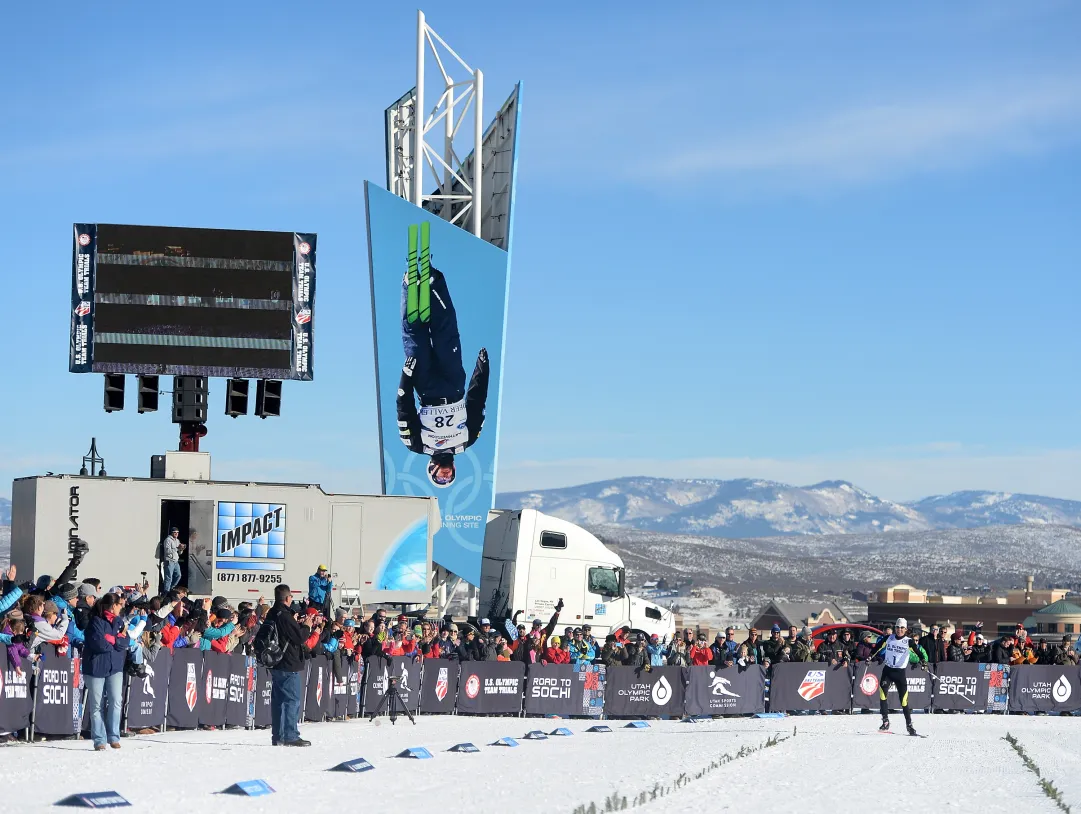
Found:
[172,376,208,423]
[103,374,125,412]
[137,375,159,413]
[225,378,249,417]
[254,379,282,418]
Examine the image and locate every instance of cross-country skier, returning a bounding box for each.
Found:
[867,617,927,736]
[395,222,489,488]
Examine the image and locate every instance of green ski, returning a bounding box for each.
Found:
[406,224,419,324]
[418,221,431,323]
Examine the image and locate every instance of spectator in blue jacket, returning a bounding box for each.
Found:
[50,585,85,652]
[569,628,596,664]
[84,593,128,750]
[308,565,332,615]
[647,634,667,666]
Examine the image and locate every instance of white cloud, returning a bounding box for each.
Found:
[496,447,1081,503]
[655,78,1081,189]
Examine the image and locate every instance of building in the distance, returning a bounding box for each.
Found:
[751,600,849,632]
[1023,600,1081,636]
[867,576,1073,634]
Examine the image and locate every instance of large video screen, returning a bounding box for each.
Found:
[70,223,315,380]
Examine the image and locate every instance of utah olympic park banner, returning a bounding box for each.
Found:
[366,183,513,585]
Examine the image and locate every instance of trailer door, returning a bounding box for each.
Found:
[330,503,363,608]
[187,500,216,596]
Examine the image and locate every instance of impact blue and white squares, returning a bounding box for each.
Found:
[217,502,287,560]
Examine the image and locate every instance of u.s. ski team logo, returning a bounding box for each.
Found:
[316,667,324,705]
[185,663,197,711]
[205,669,214,705]
[798,670,826,701]
[434,667,449,702]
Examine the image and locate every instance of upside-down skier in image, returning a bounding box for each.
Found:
[866,617,928,736]
[396,222,489,487]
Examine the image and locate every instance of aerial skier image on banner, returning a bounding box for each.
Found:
[396,221,490,487]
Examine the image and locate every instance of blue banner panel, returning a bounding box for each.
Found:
[366,182,511,585]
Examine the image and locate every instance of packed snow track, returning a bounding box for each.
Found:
[8,713,1081,812]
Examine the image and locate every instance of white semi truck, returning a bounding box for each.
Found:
[479,509,675,640]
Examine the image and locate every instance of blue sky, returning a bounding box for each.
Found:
[2,1,1080,502]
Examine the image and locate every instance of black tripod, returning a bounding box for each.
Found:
[368,674,416,725]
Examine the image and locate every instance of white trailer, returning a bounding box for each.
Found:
[479,509,675,640]
[11,460,439,607]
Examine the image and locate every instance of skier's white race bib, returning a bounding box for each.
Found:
[884,636,910,669]
[419,400,468,452]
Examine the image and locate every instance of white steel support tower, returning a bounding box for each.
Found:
[388,10,484,237]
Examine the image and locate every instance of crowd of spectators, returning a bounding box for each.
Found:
[5,549,1081,743]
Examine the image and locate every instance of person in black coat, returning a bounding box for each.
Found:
[990,634,1015,665]
[262,584,312,746]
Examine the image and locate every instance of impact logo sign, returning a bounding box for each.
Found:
[217,503,286,559]
[798,670,827,701]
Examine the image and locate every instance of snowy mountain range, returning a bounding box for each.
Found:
[496,477,1081,537]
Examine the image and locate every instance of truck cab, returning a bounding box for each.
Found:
[479,509,675,640]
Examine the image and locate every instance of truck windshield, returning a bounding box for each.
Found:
[588,566,621,597]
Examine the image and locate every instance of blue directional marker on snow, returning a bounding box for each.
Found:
[56,792,131,808]
[221,780,275,797]
[549,727,574,736]
[449,743,480,753]
[625,721,650,729]
[587,725,612,733]
[397,747,434,759]
[491,737,519,747]
[330,758,375,772]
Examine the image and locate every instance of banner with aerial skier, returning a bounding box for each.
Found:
[366,183,511,586]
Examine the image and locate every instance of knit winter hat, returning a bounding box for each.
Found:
[42,600,59,617]
[56,582,78,602]
[78,583,96,598]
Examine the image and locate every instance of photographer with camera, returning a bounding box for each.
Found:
[256,584,313,747]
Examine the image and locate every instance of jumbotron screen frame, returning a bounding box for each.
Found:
[70,223,315,381]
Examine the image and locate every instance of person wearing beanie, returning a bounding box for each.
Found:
[49,583,86,650]
[307,565,333,617]
[790,627,815,662]
[74,583,97,630]
[35,575,53,594]
[762,624,786,664]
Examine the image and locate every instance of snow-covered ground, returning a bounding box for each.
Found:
[8,713,1081,812]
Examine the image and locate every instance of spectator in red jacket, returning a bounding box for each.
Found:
[689,635,713,666]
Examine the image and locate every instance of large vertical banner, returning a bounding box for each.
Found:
[366,183,512,585]
[70,224,96,373]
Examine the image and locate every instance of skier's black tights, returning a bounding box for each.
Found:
[879,666,913,726]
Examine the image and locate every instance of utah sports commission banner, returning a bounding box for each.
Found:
[769,663,853,712]
[126,649,172,730]
[366,183,512,585]
[852,663,933,711]
[684,665,766,716]
[1009,664,1081,714]
[362,656,421,715]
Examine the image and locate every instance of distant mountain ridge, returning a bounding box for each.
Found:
[496,477,1081,537]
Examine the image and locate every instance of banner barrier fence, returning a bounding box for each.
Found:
[852,662,933,711]
[4,651,1081,739]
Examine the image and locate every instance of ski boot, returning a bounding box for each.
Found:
[878,719,890,732]
[907,723,919,737]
